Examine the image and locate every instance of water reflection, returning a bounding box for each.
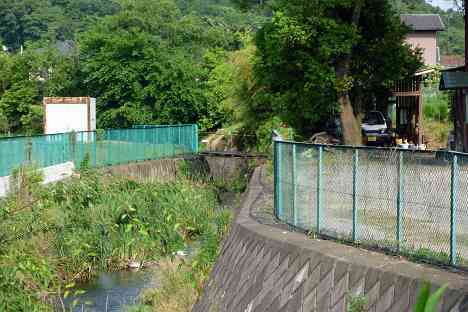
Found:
[63,270,157,312]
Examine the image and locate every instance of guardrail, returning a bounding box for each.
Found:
[0,125,198,177]
[274,140,468,269]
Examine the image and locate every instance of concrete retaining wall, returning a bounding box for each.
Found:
[102,158,184,182]
[0,156,251,197]
[102,156,255,184]
[0,162,74,197]
[193,167,468,312]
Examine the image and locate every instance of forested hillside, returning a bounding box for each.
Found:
[0,0,451,149]
[0,0,120,50]
[0,0,267,134]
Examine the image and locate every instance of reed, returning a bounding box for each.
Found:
[0,168,229,311]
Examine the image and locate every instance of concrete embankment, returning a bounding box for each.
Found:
[193,166,468,312]
[0,161,75,197]
[0,154,251,197]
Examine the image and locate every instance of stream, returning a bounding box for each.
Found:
[62,269,157,312]
[61,190,238,312]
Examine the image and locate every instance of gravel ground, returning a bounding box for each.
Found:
[272,145,468,267]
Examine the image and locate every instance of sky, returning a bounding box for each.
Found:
[427,0,457,10]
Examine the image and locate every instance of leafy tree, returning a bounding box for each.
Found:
[252,0,422,142]
[0,109,8,135]
[79,0,242,129]
[203,43,255,130]
[0,82,41,133]
[0,0,120,50]
[0,0,51,49]
[231,0,268,11]
[0,43,81,134]
[0,0,265,134]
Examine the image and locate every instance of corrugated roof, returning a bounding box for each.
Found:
[440,72,468,90]
[401,14,445,31]
[441,55,465,69]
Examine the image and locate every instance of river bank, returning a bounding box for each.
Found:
[0,163,235,311]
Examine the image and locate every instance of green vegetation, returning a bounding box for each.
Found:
[129,222,230,312]
[0,0,119,50]
[422,72,452,149]
[347,294,368,312]
[424,93,450,122]
[0,166,232,311]
[0,0,266,135]
[345,282,447,312]
[414,282,448,312]
[129,261,198,312]
[0,0,434,149]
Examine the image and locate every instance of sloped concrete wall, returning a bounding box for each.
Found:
[102,158,184,182]
[103,156,256,185]
[0,162,74,197]
[193,167,468,312]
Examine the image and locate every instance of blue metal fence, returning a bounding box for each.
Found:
[0,125,198,177]
[274,139,468,269]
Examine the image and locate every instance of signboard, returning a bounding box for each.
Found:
[43,97,96,134]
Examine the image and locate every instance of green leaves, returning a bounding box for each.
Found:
[414,281,448,312]
[0,0,120,50]
[251,0,422,138]
[76,0,258,130]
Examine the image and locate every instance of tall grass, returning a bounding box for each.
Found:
[423,92,450,123]
[0,168,231,311]
[422,89,452,149]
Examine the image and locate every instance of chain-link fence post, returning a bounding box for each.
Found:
[352,149,359,242]
[178,126,182,151]
[93,131,97,168]
[397,151,404,251]
[317,146,323,234]
[450,154,459,266]
[69,132,76,167]
[106,130,111,165]
[193,124,199,153]
[26,138,33,165]
[274,140,278,218]
[292,144,297,226]
[274,141,283,219]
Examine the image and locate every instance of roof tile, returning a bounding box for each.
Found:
[400,14,445,31]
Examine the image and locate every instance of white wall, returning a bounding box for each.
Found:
[45,104,88,134]
[405,31,438,66]
[0,162,75,197]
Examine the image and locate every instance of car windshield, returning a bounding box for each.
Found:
[363,112,385,125]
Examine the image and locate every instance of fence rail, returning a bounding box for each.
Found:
[0,125,198,177]
[274,140,468,269]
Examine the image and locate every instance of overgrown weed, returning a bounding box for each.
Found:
[0,167,231,311]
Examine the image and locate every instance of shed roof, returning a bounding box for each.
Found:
[440,71,468,90]
[441,55,465,69]
[401,14,445,31]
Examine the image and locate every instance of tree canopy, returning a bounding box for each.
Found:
[249,0,422,139]
[0,0,120,50]
[0,0,444,149]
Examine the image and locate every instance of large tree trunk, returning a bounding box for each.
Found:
[336,1,363,146]
[337,85,362,145]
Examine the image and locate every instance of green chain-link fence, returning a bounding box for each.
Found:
[274,140,468,269]
[0,125,198,177]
